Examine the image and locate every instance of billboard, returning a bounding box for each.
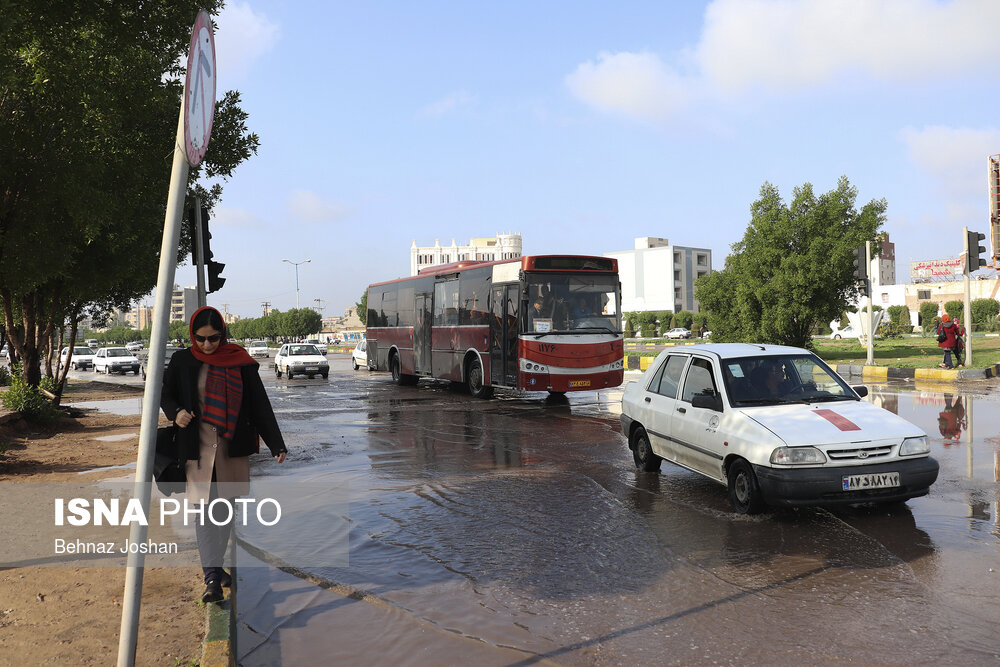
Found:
[910,258,963,280]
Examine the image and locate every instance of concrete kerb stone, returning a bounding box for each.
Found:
[201,598,235,667]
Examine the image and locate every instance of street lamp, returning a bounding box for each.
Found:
[282,258,311,308]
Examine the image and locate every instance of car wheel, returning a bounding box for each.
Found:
[728,458,765,515]
[353,361,359,370]
[287,370,294,379]
[631,427,662,472]
[275,365,281,378]
[322,373,328,380]
[465,357,493,399]
[307,374,315,379]
[834,334,841,340]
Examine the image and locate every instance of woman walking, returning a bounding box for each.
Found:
[161,306,288,603]
[936,314,965,369]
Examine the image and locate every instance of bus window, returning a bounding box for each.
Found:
[433,280,459,326]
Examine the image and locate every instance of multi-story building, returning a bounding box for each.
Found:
[605,237,713,313]
[170,285,198,323]
[410,233,522,276]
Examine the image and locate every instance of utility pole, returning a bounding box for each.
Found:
[261,301,271,317]
[314,298,324,314]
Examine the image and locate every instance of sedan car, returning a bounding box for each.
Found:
[620,343,938,514]
[125,341,143,353]
[274,343,329,379]
[93,347,141,375]
[60,345,97,370]
[352,339,370,371]
[829,326,858,340]
[664,328,691,339]
[139,346,183,380]
[248,341,270,358]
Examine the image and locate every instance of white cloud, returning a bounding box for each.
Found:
[900,125,1000,223]
[213,207,267,229]
[565,51,693,123]
[420,91,477,117]
[287,189,353,223]
[567,0,1000,120]
[214,2,279,84]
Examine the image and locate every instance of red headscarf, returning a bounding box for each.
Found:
[188,306,255,368]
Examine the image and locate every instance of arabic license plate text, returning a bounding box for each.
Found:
[842,472,900,491]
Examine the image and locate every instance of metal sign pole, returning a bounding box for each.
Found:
[116,99,189,667]
[866,241,874,365]
[194,196,206,308]
[963,226,973,367]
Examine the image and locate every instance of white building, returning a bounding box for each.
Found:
[605,237,713,313]
[170,285,198,323]
[410,233,522,275]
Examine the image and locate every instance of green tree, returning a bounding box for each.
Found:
[357,290,368,326]
[944,300,963,322]
[918,302,939,334]
[672,310,694,330]
[696,178,885,348]
[1,2,259,388]
[971,298,1000,328]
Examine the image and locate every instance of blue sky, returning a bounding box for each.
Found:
[174,0,1000,319]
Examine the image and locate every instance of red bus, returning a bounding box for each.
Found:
[365,255,624,398]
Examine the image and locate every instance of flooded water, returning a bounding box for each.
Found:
[222,361,1000,664]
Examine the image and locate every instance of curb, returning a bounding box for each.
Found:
[201,598,236,667]
[624,354,1000,383]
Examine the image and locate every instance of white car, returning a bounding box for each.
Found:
[352,339,370,371]
[274,343,329,380]
[248,341,270,358]
[93,347,141,375]
[61,345,97,370]
[125,341,143,353]
[664,327,691,340]
[620,343,938,514]
[829,326,858,340]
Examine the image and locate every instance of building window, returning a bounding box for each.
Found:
[696,254,707,266]
[674,270,681,281]
[918,290,930,300]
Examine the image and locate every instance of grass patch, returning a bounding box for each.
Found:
[812,335,1000,369]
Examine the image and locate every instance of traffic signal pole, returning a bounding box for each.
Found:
[193,196,206,308]
[866,241,874,366]
[963,226,973,367]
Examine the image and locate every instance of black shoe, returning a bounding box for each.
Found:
[202,580,224,604]
[219,570,232,588]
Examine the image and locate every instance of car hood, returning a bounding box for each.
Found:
[284,355,327,363]
[739,400,924,447]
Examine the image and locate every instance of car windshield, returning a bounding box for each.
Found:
[722,354,856,407]
[251,341,266,347]
[106,348,131,357]
[289,345,319,356]
[522,272,622,334]
[73,347,91,355]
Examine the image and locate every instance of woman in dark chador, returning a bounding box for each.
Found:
[161,306,287,603]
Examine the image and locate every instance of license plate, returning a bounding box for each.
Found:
[569,380,591,388]
[305,367,318,371]
[842,472,900,491]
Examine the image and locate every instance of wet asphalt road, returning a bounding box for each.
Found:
[70,357,1000,664]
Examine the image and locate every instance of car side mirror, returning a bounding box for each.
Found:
[691,393,723,412]
[852,385,868,398]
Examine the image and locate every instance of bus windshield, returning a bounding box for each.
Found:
[523,273,621,334]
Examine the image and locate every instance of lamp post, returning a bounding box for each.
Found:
[282,258,311,308]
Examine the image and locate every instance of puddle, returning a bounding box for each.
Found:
[94,433,138,442]
[64,398,144,416]
[78,462,137,475]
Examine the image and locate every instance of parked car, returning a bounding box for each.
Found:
[829,326,858,340]
[664,328,691,340]
[60,346,97,370]
[352,339,370,371]
[139,346,182,380]
[125,341,143,353]
[620,343,938,514]
[93,347,141,375]
[248,341,270,358]
[274,343,329,379]
[701,330,712,339]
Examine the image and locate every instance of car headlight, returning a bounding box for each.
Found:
[770,446,826,465]
[900,436,930,456]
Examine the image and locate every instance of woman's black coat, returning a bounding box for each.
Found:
[160,348,287,462]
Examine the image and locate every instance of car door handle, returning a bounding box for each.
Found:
[677,407,686,414]
[644,397,651,403]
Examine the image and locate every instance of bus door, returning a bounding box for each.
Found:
[414,291,432,375]
[490,284,519,386]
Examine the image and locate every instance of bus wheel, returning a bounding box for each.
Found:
[466,358,493,399]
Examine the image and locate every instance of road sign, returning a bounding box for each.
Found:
[183,10,216,166]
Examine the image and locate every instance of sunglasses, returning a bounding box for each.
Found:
[194,333,223,344]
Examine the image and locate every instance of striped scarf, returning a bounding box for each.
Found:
[201,365,242,440]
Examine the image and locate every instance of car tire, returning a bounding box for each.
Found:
[287,370,294,379]
[465,357,492,399]
[275,366,282,378]
[631,427,662,472]
[353,361,359,370]
[728,458,765,515]
[322,373,328,380]
[834,334,841,340]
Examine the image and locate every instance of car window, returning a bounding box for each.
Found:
[645,358,668,393]
[74,347,91,355]
[723,354,855,406]
[290,345,316,355]
[681,358,717,403]
[654,355,688,398]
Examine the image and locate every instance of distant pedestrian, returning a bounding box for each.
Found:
[936,314,964,369]
[953,318,966,367]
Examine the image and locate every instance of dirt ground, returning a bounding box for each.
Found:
[0,379,205,666]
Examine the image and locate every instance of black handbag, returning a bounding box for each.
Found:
[936,326,947,343]
[153,425,185,495]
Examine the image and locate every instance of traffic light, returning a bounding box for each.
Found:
[200,206,226,293]
[851,246,867,280]
[966,230,987,273]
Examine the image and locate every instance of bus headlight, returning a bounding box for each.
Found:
[900,436,930,456]
[519,359,549,373]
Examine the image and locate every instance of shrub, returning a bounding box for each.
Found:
[0,365,9,387]
[919,302,939,334]
[624,317,635,338]
[944,300,963,322]
[1,365,59,422]
[971,298,1000,325]
[672,310,695,330]
[878,321,905,339]
[887,305,910,328]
